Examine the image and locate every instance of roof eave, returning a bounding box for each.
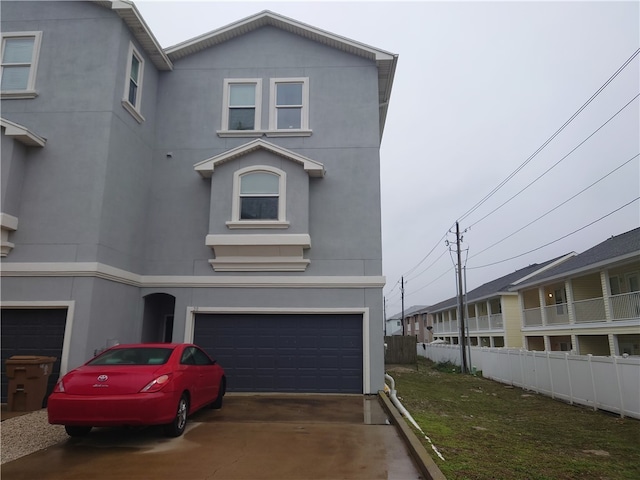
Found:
[96,0,173,71]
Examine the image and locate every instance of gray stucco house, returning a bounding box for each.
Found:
[0,1,397,400]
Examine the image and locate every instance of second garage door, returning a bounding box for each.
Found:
[194,313,363,393]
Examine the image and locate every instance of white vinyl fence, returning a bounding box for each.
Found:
[418,344,640,419]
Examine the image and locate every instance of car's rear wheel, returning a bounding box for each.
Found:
[209,378,226,409]
[64,425,92,437]
[164,394,188,437]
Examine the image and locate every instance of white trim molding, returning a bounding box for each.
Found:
[0,301,75,376]
[1,31,42,99]
[219,78,262,134]
[184,306,372,394]
[0,117,46,146]
[206,233,311,272]
[230,165,287,226]
[269,77,309,131]
[0,261,386,288]
[0,212,18,257]
[194,138,325,179]
[121,42,145,123]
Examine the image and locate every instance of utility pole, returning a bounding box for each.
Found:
[401,276,405,336]
[456,222,468,373]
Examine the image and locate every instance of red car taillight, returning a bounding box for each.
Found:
[54,378,65,393]
[140,374,172,393]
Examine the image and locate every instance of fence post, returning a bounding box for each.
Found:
[588,354,598,411]
[519,349,525,390]
[614,355,625,418]
[533,351,539,394]
[547,351,555,399]
[565,353,574,405]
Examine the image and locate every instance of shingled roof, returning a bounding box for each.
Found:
[512,227,640,289]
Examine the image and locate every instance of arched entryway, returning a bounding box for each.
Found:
[142,293,176,343]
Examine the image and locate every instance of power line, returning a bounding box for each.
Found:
[467,93,640,228]
[467,197,640,270]
[457,48,640,224]
[469,153,639,260]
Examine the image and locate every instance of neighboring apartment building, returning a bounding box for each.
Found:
[425,257,573,348]
[0,1,397,401]
[514,228,640,356]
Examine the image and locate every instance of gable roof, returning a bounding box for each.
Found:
[194,139,326,178]
[427,255,574,312]
[165,10,398,138]
[512,227,640,289]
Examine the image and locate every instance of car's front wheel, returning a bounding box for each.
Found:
[64,425,92,437]
[164,394,189,437]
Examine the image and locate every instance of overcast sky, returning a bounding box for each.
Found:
[135,0,640,315]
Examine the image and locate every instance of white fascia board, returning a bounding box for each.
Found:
[166,10,396,62]
[195,139,325,178]
[96,0,172,70]
[511,253,577,287]
[0,118,46,147]
[206,233,311,248]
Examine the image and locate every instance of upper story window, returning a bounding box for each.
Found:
[222,79,262,132]
[269,78,309,131]
[218,78,310,138]
[1,31,42,99]
[121,43,145,123]
[227,165,288,229]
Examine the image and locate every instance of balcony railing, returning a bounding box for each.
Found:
[610,291,640,320]
[523,308,542,327]
[490,313,504,329]
[573,297,606,323]
[544,303,570,325]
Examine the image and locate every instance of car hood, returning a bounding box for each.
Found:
[61,365,168,395]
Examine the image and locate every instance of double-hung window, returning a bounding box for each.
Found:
[228,166,288,228]
[269,78,309,131]
[222,79,262,132]
[1,32,42,98]
[122,42,145,123]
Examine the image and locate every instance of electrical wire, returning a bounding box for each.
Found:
[468,153,639,260]
[467,93,640,228]
[457,48,640,224]
[467,197,640,269]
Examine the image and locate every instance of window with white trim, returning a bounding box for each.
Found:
[221,79,262,132]
[121,43,145,123]
[269,78,309,131]
[1,32,42,98]
[228,165,288,228]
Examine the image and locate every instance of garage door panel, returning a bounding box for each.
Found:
[194,314,363,393]
[1,309,66,405]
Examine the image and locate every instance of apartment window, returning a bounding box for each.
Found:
[228,166,288,228]
[222,79,262,132]
[270,78,309,130]
[1,32,42,98]
[121,43,145,123]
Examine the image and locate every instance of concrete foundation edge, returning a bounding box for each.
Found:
[378,391,447,480]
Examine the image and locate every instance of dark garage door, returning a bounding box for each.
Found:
[194,314,363,393]
[1,309,66,405]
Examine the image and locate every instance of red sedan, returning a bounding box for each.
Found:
[48,343,226,437]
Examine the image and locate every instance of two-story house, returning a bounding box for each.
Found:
[0,1,397,402]
[515,228,640,355]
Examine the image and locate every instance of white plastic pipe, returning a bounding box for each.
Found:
[384,373,445,461]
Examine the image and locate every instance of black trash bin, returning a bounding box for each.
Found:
[5,356,57,412]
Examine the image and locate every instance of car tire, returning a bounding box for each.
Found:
[209,378,226,410]
[164,394,189,437]
[64,425,92,437]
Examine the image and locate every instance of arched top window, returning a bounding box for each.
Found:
[228,165,288,228]
[240,172,279,220]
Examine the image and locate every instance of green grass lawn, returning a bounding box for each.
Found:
[388,358,640,480]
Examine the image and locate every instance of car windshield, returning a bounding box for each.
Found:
[88,347,174,366]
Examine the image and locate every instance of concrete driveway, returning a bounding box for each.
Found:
[1,394,424,480]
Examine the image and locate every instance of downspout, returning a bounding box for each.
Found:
[384,373,445,461]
